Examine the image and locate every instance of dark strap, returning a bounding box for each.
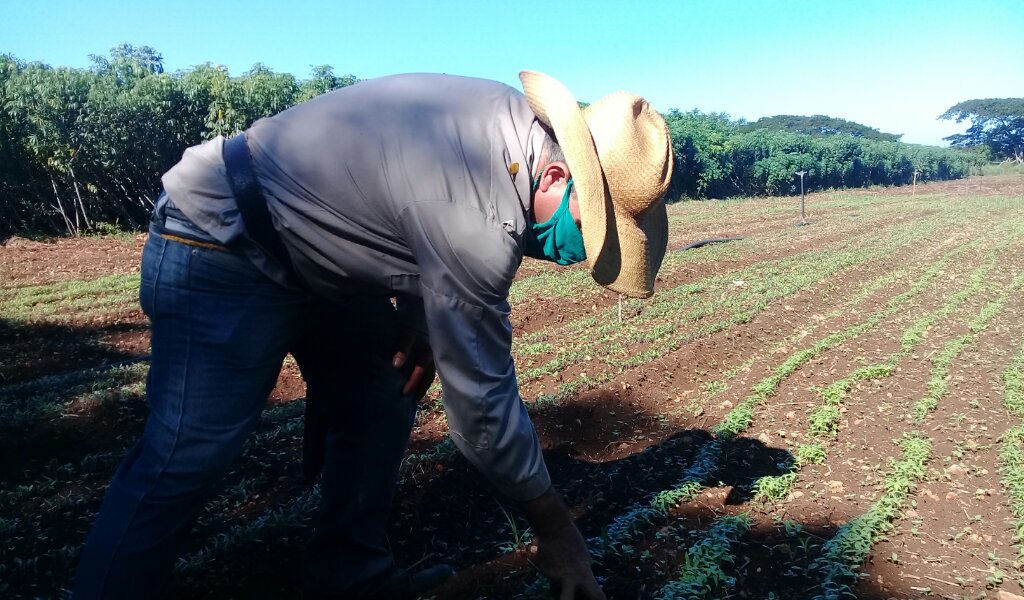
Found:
[223,134,293,273]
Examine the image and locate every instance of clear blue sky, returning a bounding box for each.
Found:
[3,0,1022,146]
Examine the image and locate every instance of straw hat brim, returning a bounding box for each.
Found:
[519,70,668,298]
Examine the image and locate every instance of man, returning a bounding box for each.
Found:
[72,70,672,599]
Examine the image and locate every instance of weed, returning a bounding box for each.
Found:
[495,501,533,554]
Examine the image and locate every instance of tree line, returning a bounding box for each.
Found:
[0,45,990,238]
[0,45,355,237]
[665,110,985,200]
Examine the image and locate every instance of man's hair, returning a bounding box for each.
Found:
[540,133,567,165]
[539,131,578,201]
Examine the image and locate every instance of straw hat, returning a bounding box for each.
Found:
[519,70,673,298]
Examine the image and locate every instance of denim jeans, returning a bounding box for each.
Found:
[72,232,417,598]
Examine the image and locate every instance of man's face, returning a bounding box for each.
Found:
[532,161,581,226]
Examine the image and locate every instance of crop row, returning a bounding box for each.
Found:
[653,515,752,599]
[750,242,1007,504]
[560,228,1020,595]
[1000,336,1024,573]
[520,240,978,595]
[3,197,1018,598]
[810,434,933,600]
[0,362,148,424]
[408,217,956,484]
[532,205,959,398]
[776,256,1024,596]
[911,272,1024,422]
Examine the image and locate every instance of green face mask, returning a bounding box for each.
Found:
[524,172,586,265]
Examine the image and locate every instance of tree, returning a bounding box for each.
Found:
[297,65,357,102]
[663,109,735,199]
[4,61,98,233]
[940,98,1024,163]
[239,63,298,120]
[90,44,165,88]
[739,114,902,142]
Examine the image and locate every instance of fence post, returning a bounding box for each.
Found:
[795,170,807,225]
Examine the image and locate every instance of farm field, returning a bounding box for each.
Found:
[3,174,1024,599]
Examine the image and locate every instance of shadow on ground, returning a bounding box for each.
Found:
[162,389,927,600]
[0,332,931,599]
[0,317,149,386]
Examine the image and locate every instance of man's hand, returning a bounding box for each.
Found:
[392,330,435,401]
[520,487,605,600]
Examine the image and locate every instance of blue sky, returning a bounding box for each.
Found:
[3,0,1022,146]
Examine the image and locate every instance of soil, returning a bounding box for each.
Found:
[2,174,1024,599]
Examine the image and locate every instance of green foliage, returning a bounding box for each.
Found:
[1,46,990,237]
[1000,342,1024,561]
[739,114,902,141]
[654,515,752,599]
[665,110,982,199]
[940,98,1024,161]
[753,472,798,503]
[297,65,358,103]
[808,405,842,437]
[1005,342,1024,419]
[796,443,827,466]
[0,47,357,238]
[664,109,735,199]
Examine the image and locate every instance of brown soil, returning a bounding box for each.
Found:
[2,174,1023,600]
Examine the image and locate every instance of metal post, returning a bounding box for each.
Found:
[913,170,920,197]
[795,170,807,225]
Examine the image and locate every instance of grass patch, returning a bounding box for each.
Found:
[0,273,140,322]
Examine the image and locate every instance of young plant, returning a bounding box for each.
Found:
[654,514,752,600]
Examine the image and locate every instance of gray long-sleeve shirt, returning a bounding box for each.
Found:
[163,73,552,501]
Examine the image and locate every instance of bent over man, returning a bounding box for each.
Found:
[72,70,672,599]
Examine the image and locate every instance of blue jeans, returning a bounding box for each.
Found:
[72,233,418,598]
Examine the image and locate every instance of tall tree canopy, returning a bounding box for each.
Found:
[738,114,902,142]
[940,98,1024,162]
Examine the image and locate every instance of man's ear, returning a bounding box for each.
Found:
[537,161,571,193]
